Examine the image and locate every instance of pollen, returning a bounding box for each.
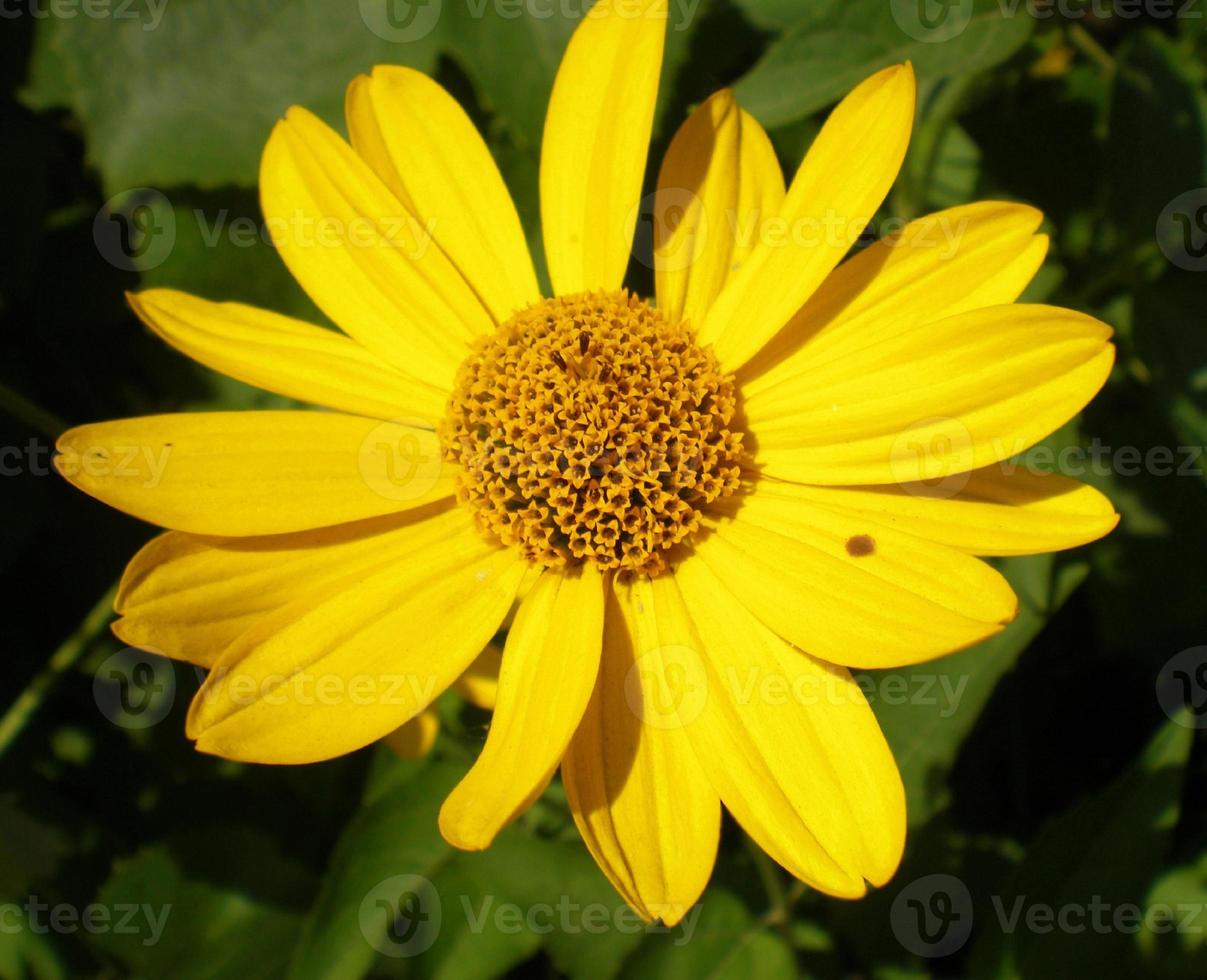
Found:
[440,291,745,576]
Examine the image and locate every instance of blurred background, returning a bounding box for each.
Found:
[1,1,1205,977]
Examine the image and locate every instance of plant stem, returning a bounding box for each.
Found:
[0,583,118,758]
[899,74,977,220]
[1068,23,1116,76]
[745,834,789,925]
[0,382,67,440]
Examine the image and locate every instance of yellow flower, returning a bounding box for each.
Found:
[56,0,1118,923]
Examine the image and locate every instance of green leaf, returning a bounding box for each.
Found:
[418,833,645,980]
[732,0,811,31]
[0,921,68,980]
[872,554,1089,828]
[442,4,579,156]
[134,190,323,322]
[733,0,1032,127]
[969,713,1194,978]
[926,121,982,209]
[22,0,443,192]
[1138,851,1207,977]
[292,753,644,980]
[93,830,311,980]
[289,758,463,980]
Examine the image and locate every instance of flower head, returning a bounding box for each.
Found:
[56,0,1118,922]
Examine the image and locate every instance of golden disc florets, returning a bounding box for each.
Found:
[440,291,745,576]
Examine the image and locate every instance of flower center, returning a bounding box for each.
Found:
[440,291,745,576]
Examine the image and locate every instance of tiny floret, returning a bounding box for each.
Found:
[441,291,745,575]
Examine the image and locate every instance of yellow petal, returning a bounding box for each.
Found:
[748,304,1115,486]
[112,504,460,667]
[129,289,448,422]
[261,106,493,388]
[740,202,1046,392]
[541,0,668,295]
[696,486,1018,668]
[634,570,904,893]
[55,412,453,535]
[756,467,1119,557]
[440,566,605,850]
[562,580,719,926]
[946,233,1049,320]
[187,522,526,764]
[346,67,540,322]
[654,90,785,328]
[696,64,916,370]
[384,708,440,760]
[453,642,503,710]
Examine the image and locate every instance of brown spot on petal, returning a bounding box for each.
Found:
[846,534,875,557]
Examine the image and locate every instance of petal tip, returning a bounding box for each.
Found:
[345,72,371,100]
[654,902,699,928]
[437,784,505,853]
[883,61,917,88]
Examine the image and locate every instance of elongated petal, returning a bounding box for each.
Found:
[632,570,903,893]
[697,64,916,370]
[440,566,605,850]
[129,289,448,422]
[748,305,1115,486]
[562,582,719,925]
[741,202,1046,391]
[55,412,453,536]
[113,504,461,666]
[654,90,785,328]
[947,234,1049,319]
[755,467,1119,557]
[541,0,667,295]
[187,525,526,764]
[696,487,1018,668]
[261,106,492,387]
[346,67,540,322]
